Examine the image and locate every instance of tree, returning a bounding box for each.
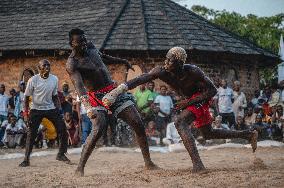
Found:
[191,5,284,86]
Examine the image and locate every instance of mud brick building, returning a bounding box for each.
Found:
[0,0,279,99]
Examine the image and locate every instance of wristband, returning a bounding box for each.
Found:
[23,111,29,117]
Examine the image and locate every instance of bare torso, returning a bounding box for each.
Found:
[67,43,114,92]
[159,64,205,97]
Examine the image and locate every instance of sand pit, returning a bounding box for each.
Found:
[0,147,283,188]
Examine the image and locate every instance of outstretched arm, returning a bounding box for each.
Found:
[126,67,165,90]
[99,52,133,70]
[102,67,165,107]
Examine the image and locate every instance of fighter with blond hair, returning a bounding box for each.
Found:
[103,47,258,172]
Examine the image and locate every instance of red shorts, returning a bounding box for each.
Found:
[185,93,213,128]
[87,84,115,109]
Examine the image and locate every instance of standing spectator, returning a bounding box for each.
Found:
[280,80,284,104]
[134,84,154,123]
[162,116,181,145]
[232,81,247,119]
[214,79,235,128]
[19,59,70,167]
[8,89,17,114]
[76,96,92,144]
[154,85,173,143]
[145,121,160,145]
[102,113,117,146]
[147,81,158,99]
[14,81,26,118]
[244,106,257,128]
[0,84,9,124]
[251,90,260,107]
[62,94,73,114]
[62,81,71,97]
[268,83,283,108]
[64,111,79,146]
[3,114,25,148]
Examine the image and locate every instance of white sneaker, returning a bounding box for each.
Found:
[42,140,48,149]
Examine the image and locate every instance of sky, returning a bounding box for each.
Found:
[175,0,284,17]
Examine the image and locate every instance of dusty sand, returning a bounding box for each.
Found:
[0,147,283,188]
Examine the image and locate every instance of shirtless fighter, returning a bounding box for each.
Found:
[66,29,156,176]
[103,47,258,172]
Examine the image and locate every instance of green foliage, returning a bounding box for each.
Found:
[191,5,284,54]
[191,5,284,85]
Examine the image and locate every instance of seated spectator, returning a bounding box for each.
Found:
[251,114,270,140]
[244,106,257,128]
[145,121,160,146]
[35,124,47,149]
[3,114,25,148]
[271,105,284,141]
[64,112,79,146]
[162,116,181,146]
[233,116,248,130]
[38,118,58,149]
[212,115,230,130]
[0,113,13,146]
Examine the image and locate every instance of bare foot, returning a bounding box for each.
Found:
[75,168,84,177]
[250,130,258,153]
[192,163,206,173]
[19,160,30,167]
[144,161,160,170]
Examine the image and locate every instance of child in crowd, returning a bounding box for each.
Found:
[145,121,160,145]
[3,114,25,148]
[64,112,79,146]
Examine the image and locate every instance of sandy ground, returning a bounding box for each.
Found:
[0,147,283,188]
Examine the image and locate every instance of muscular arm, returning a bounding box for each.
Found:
[126,67,165,90]
[66,59,87,97]
[99,52,132,69]
[66,59,93,114]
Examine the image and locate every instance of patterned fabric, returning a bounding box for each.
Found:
[87,84,135,117]
[185,93,213,128]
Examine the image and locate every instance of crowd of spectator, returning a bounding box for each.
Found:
[0,77,284,150]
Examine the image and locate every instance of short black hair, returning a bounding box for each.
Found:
[69,28,85,46]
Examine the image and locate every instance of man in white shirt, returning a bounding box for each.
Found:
[0,84,9,124]
[154,85,173,143]
[233,81,247,120]
[214,79,235,128]
[19,59,70,167]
